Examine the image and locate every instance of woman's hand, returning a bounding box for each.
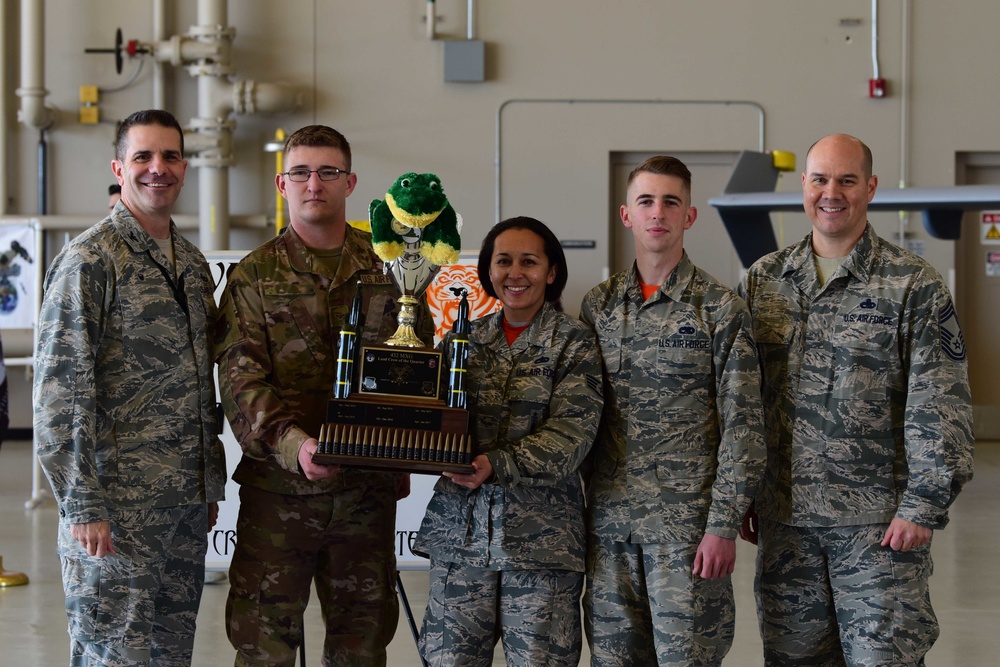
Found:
[443,454,494,490]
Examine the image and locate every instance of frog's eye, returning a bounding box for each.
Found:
[430,181,440,190]
[401,179,411,188]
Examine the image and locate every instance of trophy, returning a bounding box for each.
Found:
[312,173,474,474]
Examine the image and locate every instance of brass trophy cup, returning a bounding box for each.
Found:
[312,224,474,475]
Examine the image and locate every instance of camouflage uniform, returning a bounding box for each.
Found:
[739,224,975,666]
[216,224,428,667]
[580,252,765,667]
[33,202,225,666]
[413,301,603,666]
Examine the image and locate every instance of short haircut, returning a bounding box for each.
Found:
[108,184,121,196]
[626,155,692,196]
[283,125,352,173]
[477,216,568,304]
[114,109,184,162]
[805,134,874,179]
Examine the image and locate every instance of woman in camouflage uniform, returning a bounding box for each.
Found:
[414,217,604,666]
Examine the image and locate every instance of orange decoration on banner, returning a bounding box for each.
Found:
[426,262,501,344]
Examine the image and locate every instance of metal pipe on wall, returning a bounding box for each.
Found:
[189,0,234,250]
[16,0,55,132]
[0,6,8,214]
[152,0,167,109]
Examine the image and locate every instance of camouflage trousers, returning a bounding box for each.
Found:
[756,520,938,667]
[418,560,584,667]
[226,483,399,667]
[584,538,735,667]
[57,504,209,667]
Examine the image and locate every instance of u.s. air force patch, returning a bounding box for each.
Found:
[939,300,967,361]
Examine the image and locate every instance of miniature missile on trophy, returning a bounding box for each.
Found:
[312,173,474,474]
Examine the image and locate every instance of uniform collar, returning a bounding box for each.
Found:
[278,223,382,288]
[626,250,695,303]
[781,222,879,289]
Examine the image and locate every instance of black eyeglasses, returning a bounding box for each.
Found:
[282,168,348,182]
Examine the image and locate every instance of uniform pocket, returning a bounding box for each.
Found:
[62,553,139,644]
[831,340,888,402]
[225,558,265,650]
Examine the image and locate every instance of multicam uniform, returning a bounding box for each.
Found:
[739,224,975,666]
[580,252,765,667]
[216,224,428,667]
[413,301,603,667]
[34,202,225,667]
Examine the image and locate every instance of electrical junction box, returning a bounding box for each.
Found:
[444,40,485,82]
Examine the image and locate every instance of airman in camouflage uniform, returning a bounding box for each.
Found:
[414,217,603,667]
[33,110,225,667]
[580,156,765,667]
[738,134,975,666]
[216,125,427,667]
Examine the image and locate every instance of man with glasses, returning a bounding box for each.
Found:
[34,108,225,666]
[217,125,430,666]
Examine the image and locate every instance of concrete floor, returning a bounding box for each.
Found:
[1,439,998,666]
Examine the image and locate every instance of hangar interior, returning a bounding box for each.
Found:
[1,1,998,665]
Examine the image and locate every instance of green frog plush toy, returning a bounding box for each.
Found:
[369,172,461,265]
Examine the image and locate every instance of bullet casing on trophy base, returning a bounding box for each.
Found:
[312,394,475,475]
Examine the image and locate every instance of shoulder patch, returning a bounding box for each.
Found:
[939,301,967,361]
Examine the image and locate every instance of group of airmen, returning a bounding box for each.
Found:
[31,107,973,667]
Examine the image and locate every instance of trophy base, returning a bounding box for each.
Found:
[312,394,475,476]
[309,454,474,476]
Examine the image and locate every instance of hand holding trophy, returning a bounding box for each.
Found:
[313,173,474,474]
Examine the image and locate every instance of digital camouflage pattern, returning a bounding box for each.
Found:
[413,301,603,571]
[226,484,399,667]
[419,560,584,667]
[756,520,938,667]
[33,204,223,666]
[739,224,975,665]
[216,222,430,495]
[59,505,209,667]
[580,253,764,545]
[579,252,764,667]
[34,202,225,522]
[737,224,975,529]
[584,540,735,667]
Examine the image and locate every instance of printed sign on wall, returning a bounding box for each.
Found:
[0,222,39,330]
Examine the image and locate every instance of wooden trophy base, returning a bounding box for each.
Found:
[312,394,475,475]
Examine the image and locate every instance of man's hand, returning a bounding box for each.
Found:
[739,504,759,545]
[297,437,339,481]
[693,533,736,580]
[70,521,115,558]
[443,454,493,491]
[881,517,932,552]
[207,502,219,531]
